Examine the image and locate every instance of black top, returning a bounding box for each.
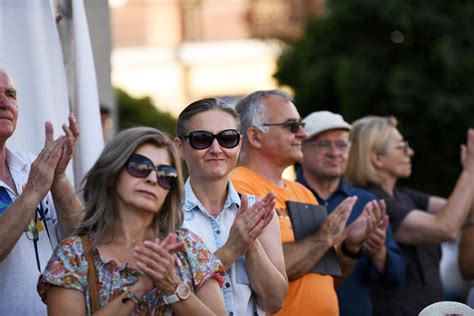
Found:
[368,185,443,316]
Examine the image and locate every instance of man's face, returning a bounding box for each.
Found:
[0,72,18,140]
[302,129,350,180]
[260,95,307,168]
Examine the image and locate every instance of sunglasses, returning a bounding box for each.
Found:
[262,121,306,133]
[126,153,177,189]
[181,129,241,150]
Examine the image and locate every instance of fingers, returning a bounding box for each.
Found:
[160,234,185,253]
[68,113,80,138]
[44,121,54,146]
[323,196,357,244]
[379,214,389,230]
[134,246,179,294]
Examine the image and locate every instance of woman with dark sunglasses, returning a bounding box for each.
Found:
[174,98,288,316]
[37,127,227,315]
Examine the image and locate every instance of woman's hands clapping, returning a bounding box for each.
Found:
[132,233,185,295]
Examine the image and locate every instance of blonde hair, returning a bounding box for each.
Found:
[76,127,184,247]
[346,116,398,187]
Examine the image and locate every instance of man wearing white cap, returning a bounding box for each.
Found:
[297,111,406,316]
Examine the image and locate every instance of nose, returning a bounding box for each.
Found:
[145,168,158,184]
[0,93,14,109]
[296,125,307,139]
[208,137,223,152]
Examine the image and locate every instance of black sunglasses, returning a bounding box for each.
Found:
[262,121,305,133]
[126,153,177,189]
[181,129,241,150]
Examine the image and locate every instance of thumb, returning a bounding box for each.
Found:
[380,214,389,230]
[237,193,248,218]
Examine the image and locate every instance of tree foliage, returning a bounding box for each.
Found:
[116,88,177,137]
[275,0,474,195]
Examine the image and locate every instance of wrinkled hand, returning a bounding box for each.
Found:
[45,113,80,178]
[23,136,66,201]
[364,214,389,258]
[224,192,276,257]
[133,234,184,295]
[344,200,386,252]
[319,196,357,247]
[461,128,474,172]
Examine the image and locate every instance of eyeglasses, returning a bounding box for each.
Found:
[393,141,411,153]
[262,121,306,133]
[310,140,351,152]
[126,153,177,189]
[181,129,241,150]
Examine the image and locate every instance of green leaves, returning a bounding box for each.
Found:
[275,0,474,195]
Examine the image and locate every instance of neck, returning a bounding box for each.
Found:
[379,174,397,196]
[239,151,286,187]
[115,206,153,245]
[302,169,340,200]
[0,145,14,190]
[189,176,228,215]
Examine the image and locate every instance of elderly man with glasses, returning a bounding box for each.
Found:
[230,91,384,316]
[296,111,406,316]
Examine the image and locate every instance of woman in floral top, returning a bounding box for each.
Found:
[37,127,226,315]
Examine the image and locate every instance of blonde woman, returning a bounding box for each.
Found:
[346,116,474,315]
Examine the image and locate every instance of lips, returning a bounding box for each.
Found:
[136,190,157,199]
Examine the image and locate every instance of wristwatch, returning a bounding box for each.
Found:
[341,241,362,259]
[162,283,191,305]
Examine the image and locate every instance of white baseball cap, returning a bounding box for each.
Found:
[303,111,352,140]
[303,111,352,139]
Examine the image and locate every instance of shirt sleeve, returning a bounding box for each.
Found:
[401,186,430,210]
[37,235,88,304]
[176,229,225,290]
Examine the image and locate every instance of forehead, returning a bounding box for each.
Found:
[388,128,403,141]
[186,109,238,132]
[134,143,171,164]
[262,95,300,121]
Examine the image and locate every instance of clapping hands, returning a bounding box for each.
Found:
[132,233,185,295]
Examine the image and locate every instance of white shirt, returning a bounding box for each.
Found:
[0,149,59,315]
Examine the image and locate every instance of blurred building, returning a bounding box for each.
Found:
[110,0,324,116]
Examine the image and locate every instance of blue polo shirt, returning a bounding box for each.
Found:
[296,169,406,316]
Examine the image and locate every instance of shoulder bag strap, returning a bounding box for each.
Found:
[81,234,101,313]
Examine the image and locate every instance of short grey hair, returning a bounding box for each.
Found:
[235,90,293,137]
[0,66,15,86]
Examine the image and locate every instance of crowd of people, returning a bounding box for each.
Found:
[1,66,474,315]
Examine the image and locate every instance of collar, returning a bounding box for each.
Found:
[6,148,29,172]
[183,178,241,214]
[296,167,351,202]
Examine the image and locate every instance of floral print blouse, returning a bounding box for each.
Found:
[37,228,225,315]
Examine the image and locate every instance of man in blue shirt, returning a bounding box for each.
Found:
[297,111,406,316]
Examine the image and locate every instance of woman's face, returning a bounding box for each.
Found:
[376,128,414,179]
[176,109,241,182]
[116,143,174,215]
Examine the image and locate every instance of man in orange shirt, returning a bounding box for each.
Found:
[229,90,383,315]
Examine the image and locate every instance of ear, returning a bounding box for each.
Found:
[174,137,185,158]
[246,126,263,148]
[371,151,384,169]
